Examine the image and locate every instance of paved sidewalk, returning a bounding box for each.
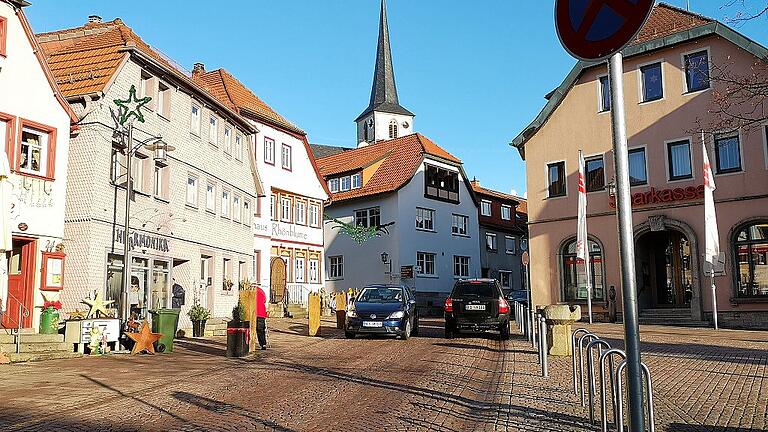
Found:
[0,318,765,431]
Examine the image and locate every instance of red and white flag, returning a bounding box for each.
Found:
[577,150,592,322]
[703,139,719,265]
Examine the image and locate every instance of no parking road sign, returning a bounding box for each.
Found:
[556,0,654,61]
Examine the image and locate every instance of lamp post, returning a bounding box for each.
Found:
[381,252,393,282]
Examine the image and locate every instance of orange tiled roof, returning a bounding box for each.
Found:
[471,183,520,204]
[316,133,462,203]
[192,68,305,135]
[633,3,712,45]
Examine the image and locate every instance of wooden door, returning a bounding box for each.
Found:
[2,239,35,329]
[270,257,286,304]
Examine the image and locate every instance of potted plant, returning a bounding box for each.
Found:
[187,301,211,337]
[226,300,250,358]
[39,300,62,334]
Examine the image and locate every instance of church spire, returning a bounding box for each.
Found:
[355,0,414,122]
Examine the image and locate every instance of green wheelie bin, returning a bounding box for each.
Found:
[150,308,181,353]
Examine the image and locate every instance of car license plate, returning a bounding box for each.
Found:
[363,321,383,328]
[466,304,486,311]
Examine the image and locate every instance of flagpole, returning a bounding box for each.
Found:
[578,150,593,324]
[702,130,719,330]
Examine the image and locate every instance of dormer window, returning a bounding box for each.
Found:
[425,164,459,203]
[340,176,351,192]
[388,120,398,139]
[328,178,339,193]
[351,173,362,189]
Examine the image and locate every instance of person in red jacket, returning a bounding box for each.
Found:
[256,286,268,350]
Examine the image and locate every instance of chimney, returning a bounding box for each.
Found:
[192,63,206,77]
[470,177,480,188]
[88,15,102,24]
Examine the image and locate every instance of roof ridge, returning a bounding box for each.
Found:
[37,18,124,39]
[216,69,239,112]
[656,2,713,22]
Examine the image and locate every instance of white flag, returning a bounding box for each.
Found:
[576,151,591,288]
[703,139,719,265]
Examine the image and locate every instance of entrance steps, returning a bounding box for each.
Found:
[204,318,228,337]
[0,332,82,363]
[285,304,308,319]
[638,308,709,327]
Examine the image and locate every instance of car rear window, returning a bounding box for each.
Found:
[453,282,496,298]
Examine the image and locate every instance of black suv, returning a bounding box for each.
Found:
[444,279,510,339]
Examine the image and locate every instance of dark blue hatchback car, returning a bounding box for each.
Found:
[345,285,419,340]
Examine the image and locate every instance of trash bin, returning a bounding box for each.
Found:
[150,309,181,353]
[226,320,250,358]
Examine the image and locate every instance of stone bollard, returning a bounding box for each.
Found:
[308,292,321,337]
[543,304,581,356]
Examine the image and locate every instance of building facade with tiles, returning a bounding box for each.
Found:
[37,17,266,326]
[192,65,329,308]
[0,0,79,331]
[511,5,768,328]
[314,0,480,308]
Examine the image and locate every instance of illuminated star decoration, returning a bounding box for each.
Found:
[82,292,115,319]
[113,84,152,125]
[126,320,163,355]
[67,310,87,320]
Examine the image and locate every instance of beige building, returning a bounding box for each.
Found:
[511,5,768,328]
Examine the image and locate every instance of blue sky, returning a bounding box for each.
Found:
[27,1,768,198]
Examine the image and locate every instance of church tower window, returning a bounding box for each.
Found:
[389,120,398,139]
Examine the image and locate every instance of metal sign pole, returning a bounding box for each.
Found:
[608,52,645,432]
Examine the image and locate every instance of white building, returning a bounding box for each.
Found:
[192,66,329,307]
[37,17,264,326]
[314,0,480,308]
[0,0,78,331]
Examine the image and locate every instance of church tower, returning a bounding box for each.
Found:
[355,0,414,147]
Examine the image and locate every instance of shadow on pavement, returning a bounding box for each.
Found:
[433,342,530,354]
[601,337,768,366]
[174,338,227,356]
[172,391,298,432]
[665,424,767,432]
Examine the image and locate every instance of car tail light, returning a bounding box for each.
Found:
[498,297,510,314]
[444,297,453,313]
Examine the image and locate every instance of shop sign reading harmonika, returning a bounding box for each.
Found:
[114,228,170,252]
[609,185,704,209]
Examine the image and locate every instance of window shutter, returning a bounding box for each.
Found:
[46,129,57,179]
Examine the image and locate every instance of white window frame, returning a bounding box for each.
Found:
[186,174,198,207]
[209,116,218,145]
[501,205,512,220]
[415,207,435,231]
[224,126,232,155]
[597,74,610,113]
[452,214,468,236]
[416,252,436,276]
[191,104,201,135]
[281,144,292,170]
[486,233,497,251]
[243,199,252,226]
[340,176,351,192]
[328,256,344,280]
[351,173,362,189]
[295,258,305,283]
[453,256,470,278]
[296,200,307,225]
[221,189,231,218]
[235,133,243,161]
[264,137,275,164]
[481,200,492,216]
[309,259,319,283]
[233,194,242,223]
[309,204,320,227]
[270,195,276,220]
[637,59,665,104]
[680,46,711,95]
[328,178,339,193]
[18,127,49,176]
[206,182,216,213]
[505,236,516,255]
[281,197,292,222]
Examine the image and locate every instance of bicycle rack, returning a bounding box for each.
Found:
[571,328,592,395]
[586,339,612,424]
[577,332,599,406]
[599,348,627,431]
[615,360,656,432]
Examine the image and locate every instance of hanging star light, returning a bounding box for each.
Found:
[114,84,152,125]
[82,292,115,319]
[126,320,163,355]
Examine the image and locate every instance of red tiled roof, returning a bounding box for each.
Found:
[470,182,527,214]
[316,133,462,202]
[633,3,712,45]
[192,68,304,135]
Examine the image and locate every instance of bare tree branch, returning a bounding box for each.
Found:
[720,0,768,24]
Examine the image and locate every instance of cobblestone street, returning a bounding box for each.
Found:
[0,318,766,431]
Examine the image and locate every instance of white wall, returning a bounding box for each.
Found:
[356,111,414,145]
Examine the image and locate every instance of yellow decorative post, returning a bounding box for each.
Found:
[239,289,257,352]
[335,292,347,329]
[308,292,321,337]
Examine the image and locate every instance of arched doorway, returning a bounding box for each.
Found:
[270,257,287,304]
[634,216,703,320]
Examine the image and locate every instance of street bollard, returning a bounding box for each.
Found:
[540,316,549,378]
[530,305,537,348]
[572,328,592,394]
[586,339,612,424]
[536,313,544,365]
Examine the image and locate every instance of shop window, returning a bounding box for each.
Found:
[734,221,768,298]
[417,252,436,276]
[264,137,275,164]
[640,62,663,102]
[328,256,344,279]
[667,139,692,181]
[560,238,605,302]
[684,50,710,93]
[190,104,201,135]
[585,155,605,192]
[547,161,566,197]
[453,256,470,278]
[106,254,125,317]
[598,75,610,112]
[130,257,150,319]
[224,126,232,155]
[628,148,648,186]
[151,260,170,310]
[309,259,319,283]
[354,207,380,228]
[451,214,468,236]
[425,164,460,203]
[714,133,742,174]
[281,144,292,170]
[486,233,497,252]
[415,207,434,231]
[481,200,492,216]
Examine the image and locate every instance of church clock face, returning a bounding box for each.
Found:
[402,121,410,129]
